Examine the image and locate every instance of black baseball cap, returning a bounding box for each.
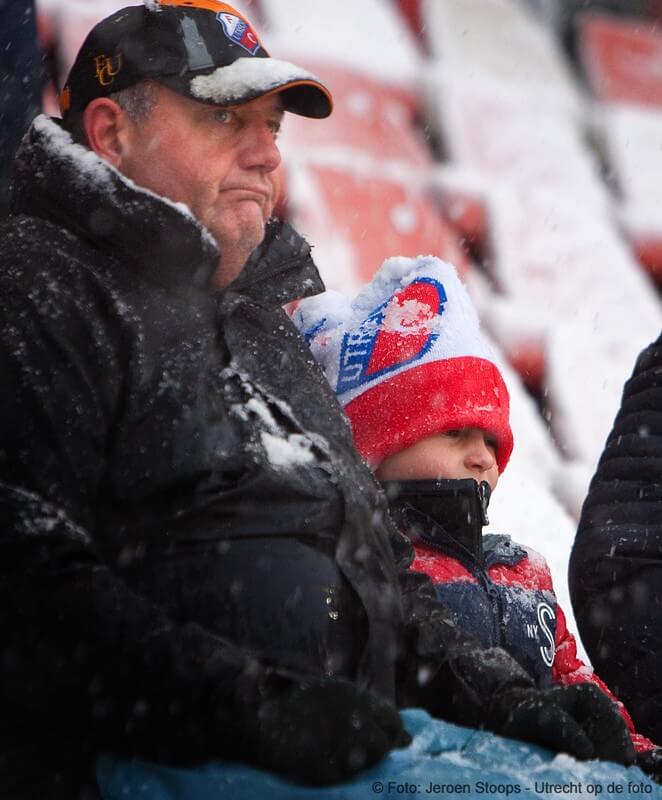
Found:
[60,0,333,119]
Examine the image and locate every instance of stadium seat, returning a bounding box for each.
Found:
[578,15,662,283]
[578,11,662,107]
[283,161,469,291]
[277,61,431,169]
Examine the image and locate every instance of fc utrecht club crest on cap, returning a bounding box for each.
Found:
[216,11,260,54]
[336,278,447,395]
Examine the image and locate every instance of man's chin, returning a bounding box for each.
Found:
[214,208,269,246]
[210,219,268,265]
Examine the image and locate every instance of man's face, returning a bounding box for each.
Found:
[117,84,283,288]
[375,427,500,490]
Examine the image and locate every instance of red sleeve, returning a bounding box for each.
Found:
[553,604,656,752]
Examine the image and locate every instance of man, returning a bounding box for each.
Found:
[0,2,635,798]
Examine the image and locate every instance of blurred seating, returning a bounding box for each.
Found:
[284,160,469,292]
[259,0,422,88]
[276,62,430,169]
[277,58,469,289]
[422,0,581,109]
[578,11,662,283]
[420,0,660,436]
[393,0,427,48]
[578,11,662,107]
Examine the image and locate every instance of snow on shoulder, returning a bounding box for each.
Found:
[233,391,321,470]
[190,57,322,105]
[261,432,315,468]
[34,115,115,192]
[33,116,218,252]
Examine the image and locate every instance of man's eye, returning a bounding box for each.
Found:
[214,109,234,124]
[267,119,281,137]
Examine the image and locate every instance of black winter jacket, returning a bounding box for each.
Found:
[0,116,535,798]
[570,332,662,743]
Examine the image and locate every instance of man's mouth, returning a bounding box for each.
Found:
[221,186,270,204]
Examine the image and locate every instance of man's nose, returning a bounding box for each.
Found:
[239,124,282,172]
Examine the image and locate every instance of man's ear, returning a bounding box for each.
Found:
[83,98,130,168]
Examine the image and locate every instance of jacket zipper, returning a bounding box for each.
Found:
[419,532,506,649]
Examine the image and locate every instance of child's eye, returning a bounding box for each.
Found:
[443,430,462,439]
[485,435,498,452]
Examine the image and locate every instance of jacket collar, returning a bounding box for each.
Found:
[10,115,324,305]
[382,478,491,562]
[228,217,324,307]
[383,478,527,569]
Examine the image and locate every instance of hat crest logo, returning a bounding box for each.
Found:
[336,278,447,394]
[216,11,260,54]
[94,54,123,86]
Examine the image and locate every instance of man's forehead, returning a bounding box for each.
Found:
[218,93,285,115]
[146,79,284,114]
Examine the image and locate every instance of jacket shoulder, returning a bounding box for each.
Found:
[487,538,555,592]
[574,333,662,551]
[0,214,102,289]
[0,214,131,401]
[411,544,473,583]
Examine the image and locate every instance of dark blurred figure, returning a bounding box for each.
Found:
[564,0,661,60]
[564,0,657,17]
[524,0,661,65]
[0,0,43,219]
[526,0,660,29]
[570,333,662,744]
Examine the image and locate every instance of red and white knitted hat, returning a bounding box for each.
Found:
[294,256,513,472]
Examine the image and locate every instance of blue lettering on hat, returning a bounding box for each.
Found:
[336,277,447,395]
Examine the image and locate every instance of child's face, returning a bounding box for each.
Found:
[374,427,500,489]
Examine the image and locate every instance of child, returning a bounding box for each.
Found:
[293,255,656,755]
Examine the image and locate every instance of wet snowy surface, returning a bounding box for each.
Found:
[97,708,662,799]
[260,0,422,88]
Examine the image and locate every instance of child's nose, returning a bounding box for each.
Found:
[465,441,496,473]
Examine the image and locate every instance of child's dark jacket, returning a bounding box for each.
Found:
[386,479,654,753]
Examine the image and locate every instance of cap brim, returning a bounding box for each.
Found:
[162,57,332,118]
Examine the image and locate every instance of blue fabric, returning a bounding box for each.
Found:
[97,709,662,800]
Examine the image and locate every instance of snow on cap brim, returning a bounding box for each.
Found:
[188,57,332,118]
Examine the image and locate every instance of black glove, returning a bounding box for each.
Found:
[636,748,662,784]
[496,683,635,765]
[243,677,411,786]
